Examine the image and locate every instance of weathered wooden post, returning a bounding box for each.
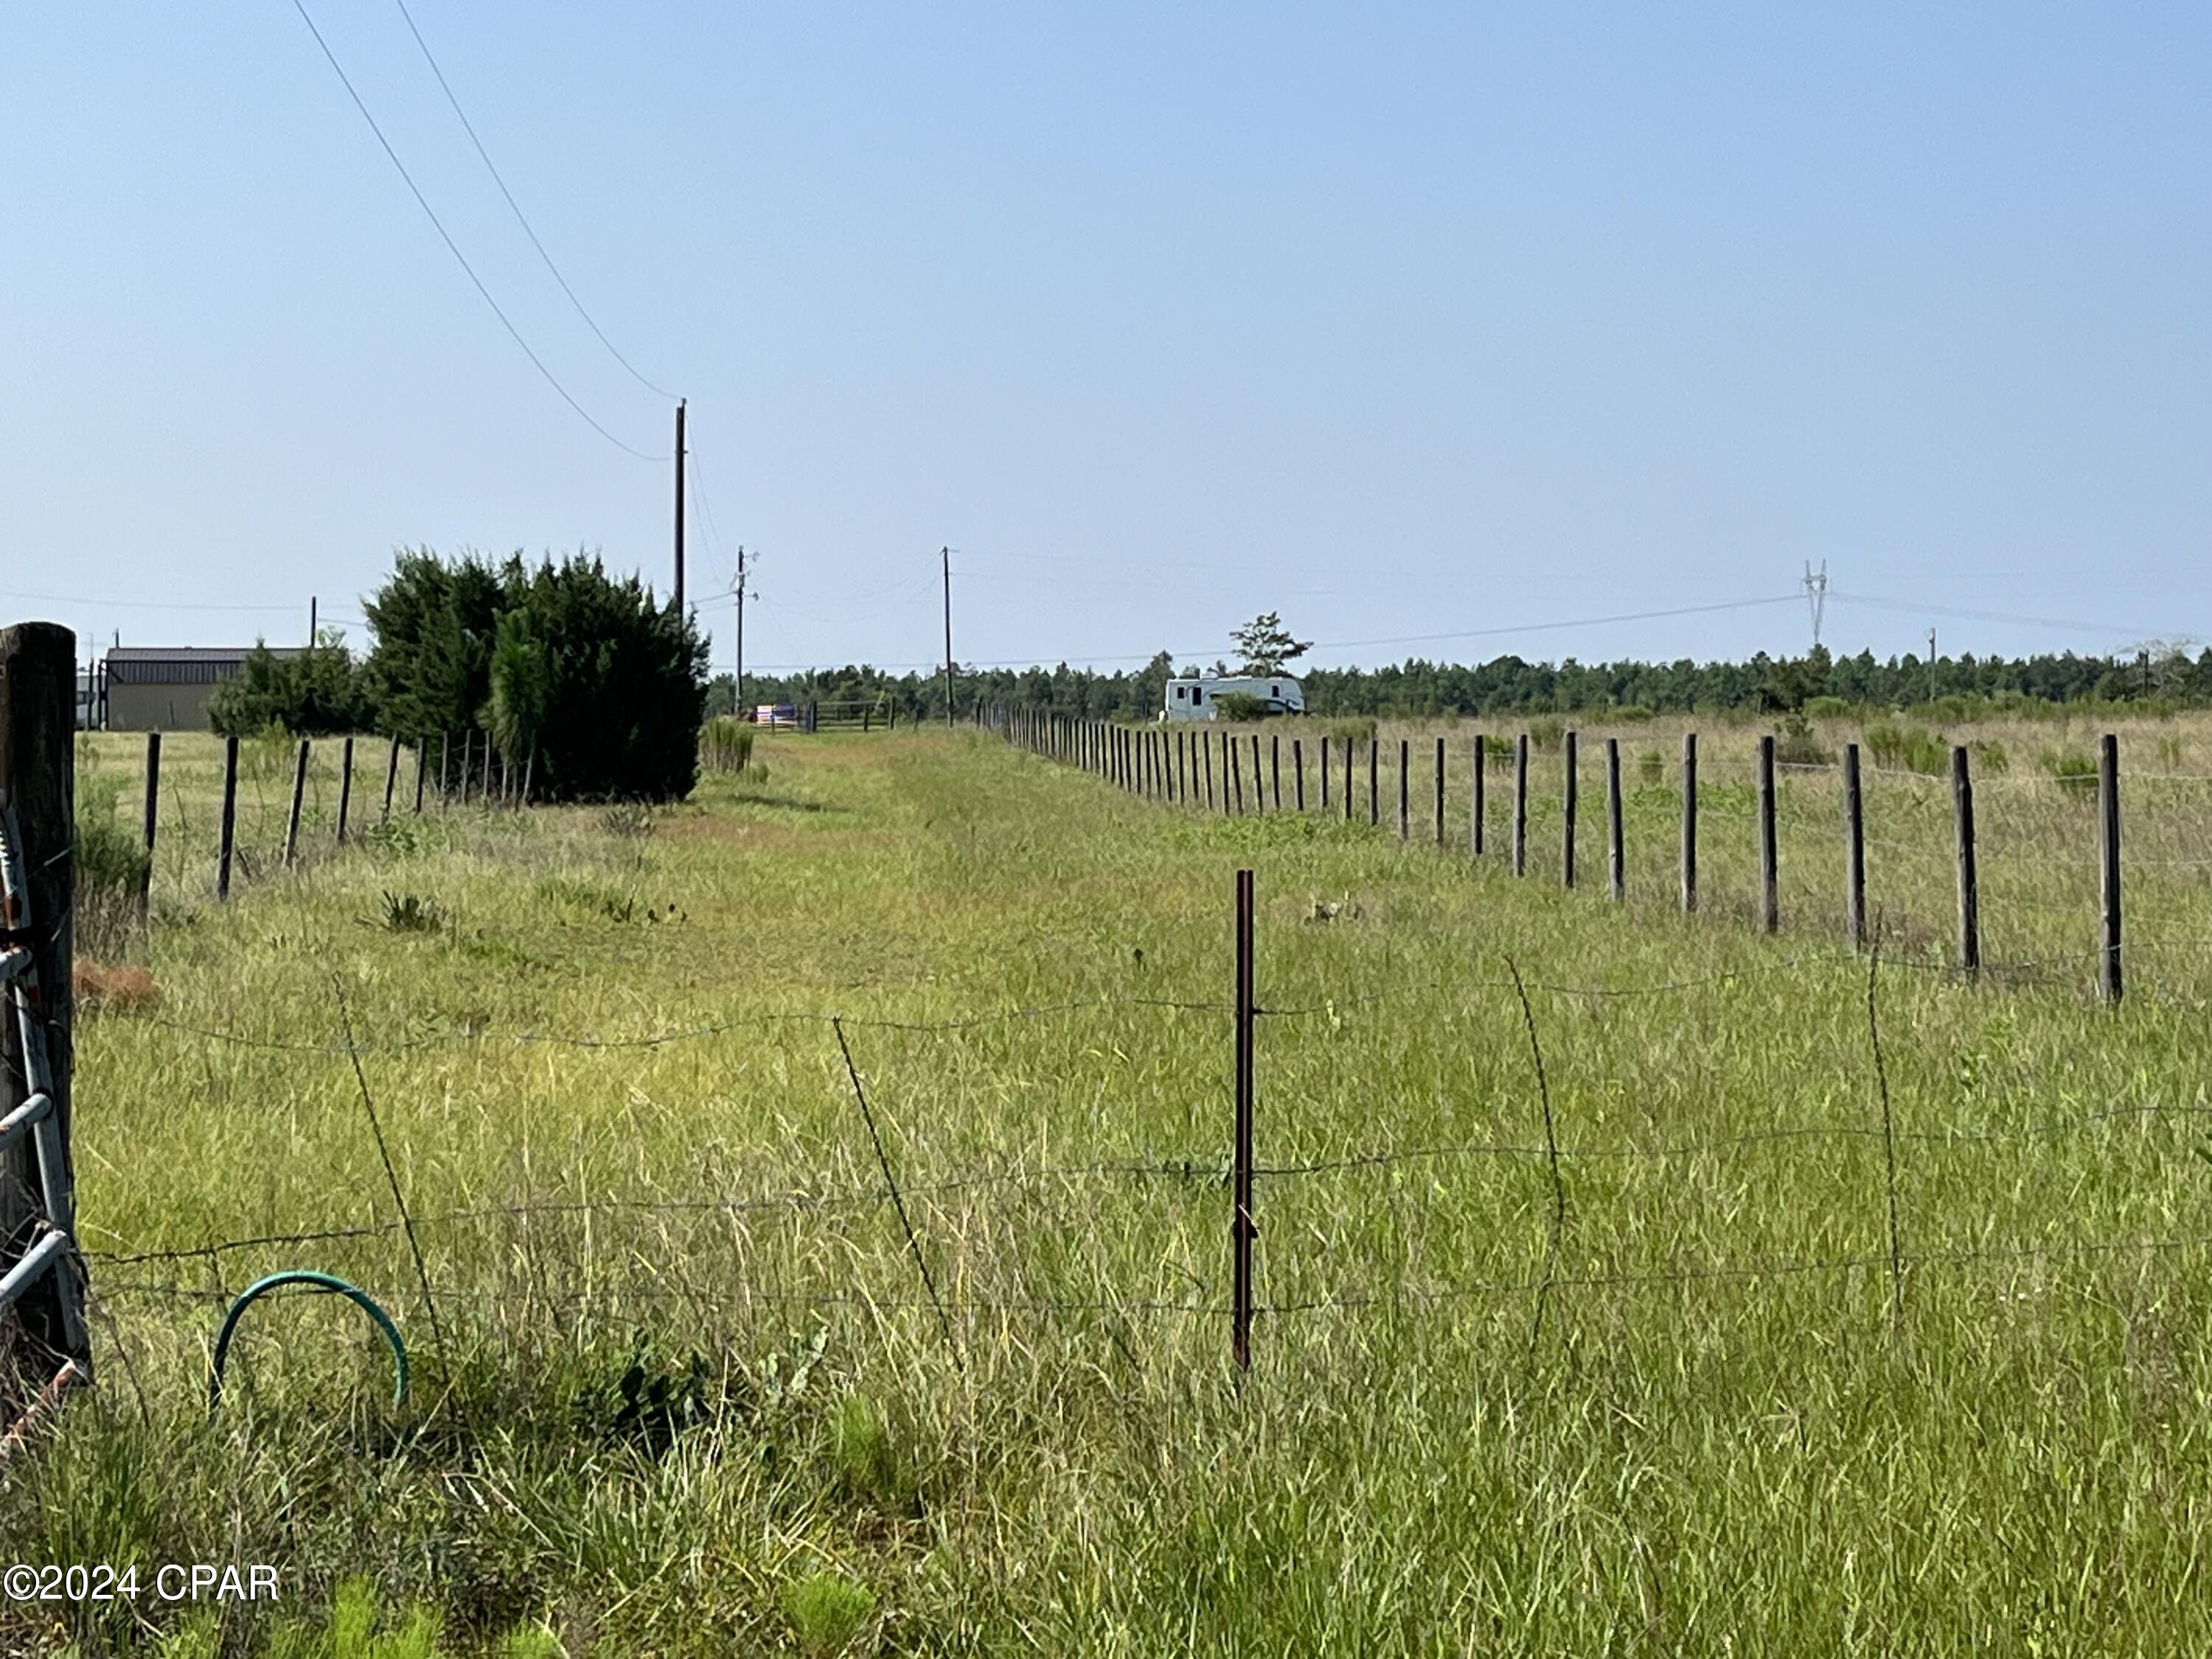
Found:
[1512,734,1529,876]
[1758,734,1778,933]
[1843,742,1865,950]
[1293,739,1306,811]
[1397,740,1409,841]
[335,735,356,845]
[1606,737,1624,901]
[0,620,91,1378]
[138,731,161,922]
[412,739,427,814]
[1470,736,1485,855]
[284,739,310,866]
[1368,739,1379,827]
[1680,732,1698,914]
[1433,736,1445,846]
[381,736,400,818]
[2099,733,2122,1002]
[1562,729,1579,888]
[1952,744,1979,975]
[217,734,240,900]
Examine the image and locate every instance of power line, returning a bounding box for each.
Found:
[389,0,675,402]
[1827,592,2174,641]
[286,0,664,463]
[0,588,302,614]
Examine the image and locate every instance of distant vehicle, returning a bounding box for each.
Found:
[754,703,799,728]
[1161,673,1304,722]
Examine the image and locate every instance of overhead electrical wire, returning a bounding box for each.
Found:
[1826,592,2170,641]
[388,0,676,402]
[286,0,664,462]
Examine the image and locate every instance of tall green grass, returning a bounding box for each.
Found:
[11,725,2212,1652]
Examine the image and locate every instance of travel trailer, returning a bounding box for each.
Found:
[1161,674,1305,722]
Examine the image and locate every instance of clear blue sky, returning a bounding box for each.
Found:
[6,4,2207,678]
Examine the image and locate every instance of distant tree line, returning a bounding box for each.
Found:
[210,549,707,801]
[714,641,2212,725]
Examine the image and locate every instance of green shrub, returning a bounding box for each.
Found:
[1638,749,1665,785]
[1612,703,1656,723]
[1484,734,1515,768]
[699,717,755,775]
[1773,713,1832,768]
[2041,747,2098,796]
[1968,738,2009,774]
[1803,695,1850,720]
[1212,692,1268,722]
[781,1571,874,1657]
[1865,719,1947,775]
[2158,732,2185,770]
[830,1393,921,1515]
[1526,715,1565,753]
[74,751,149,959]
[1327,717,1377,745]
[209,632,372,737]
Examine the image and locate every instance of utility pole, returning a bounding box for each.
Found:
[309,594,317,643]
[942,545,955,727]
[1802,560,1828,650]
[1927,628,1938,703]
[672,400,686,616]
[733,545,750,717]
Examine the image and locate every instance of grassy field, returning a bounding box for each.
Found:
[9,715,2212,1653]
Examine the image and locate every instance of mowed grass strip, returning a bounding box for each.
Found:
[12,726,2212,1654]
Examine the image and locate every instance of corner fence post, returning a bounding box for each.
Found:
[1758,734,1778,933]
[0,620,91,1379]
[2099,732,2122,1002]
[1952,744,1979,975]
[1231,867,1256,1374]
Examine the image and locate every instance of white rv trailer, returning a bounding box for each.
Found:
[1161,674,1305,722]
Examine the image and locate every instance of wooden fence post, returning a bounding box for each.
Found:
[1562,729,1579,888]
[336,736,355,845]
[1320,732,1330,811]
[0,619,89,1374]
[1230,732,1244,814]
[1203,729,1215,810]
[284,739,309,866]
[1397,740,1409,840]
[1757,734,1778,933]
[1512,734,1528,876]
[1606,737,1624,901]
[1680,732,1698,914]
[1231,868,1256,1374]
[1952,744,1979,975]
[1343,737,1353,822]
[1433,736,1445,846]
[1251,734,1263,813]
[2099,732,2122,1002]
[217,734,239,901]
[412,740,427,814]
[438,731,451,811]
[1843,742,1865,950]
[381,736,400,818]
[1368,739,1380,828]
[1470,737,1485,856]
[1293,738,1306,811]
[1270,734,1281,811]
[138,731,161,922]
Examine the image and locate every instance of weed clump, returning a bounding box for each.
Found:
[1865,719,1948,775]
[2041,747,2098,796]
[781,1571,874,1657]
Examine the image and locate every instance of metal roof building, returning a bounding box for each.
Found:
[102,646,303,732]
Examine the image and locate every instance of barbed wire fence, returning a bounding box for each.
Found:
[86,897,2212,1388]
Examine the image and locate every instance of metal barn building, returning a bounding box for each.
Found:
[102,646,301,732]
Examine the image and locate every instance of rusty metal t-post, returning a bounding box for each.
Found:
[1231,868,1256,1374]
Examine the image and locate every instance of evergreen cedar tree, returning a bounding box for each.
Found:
[215,550,709,804]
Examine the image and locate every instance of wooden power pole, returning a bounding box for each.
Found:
[942,545,954,727]
[672,400,686,616]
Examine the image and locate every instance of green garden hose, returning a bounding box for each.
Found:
[207,1270,408,1411]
